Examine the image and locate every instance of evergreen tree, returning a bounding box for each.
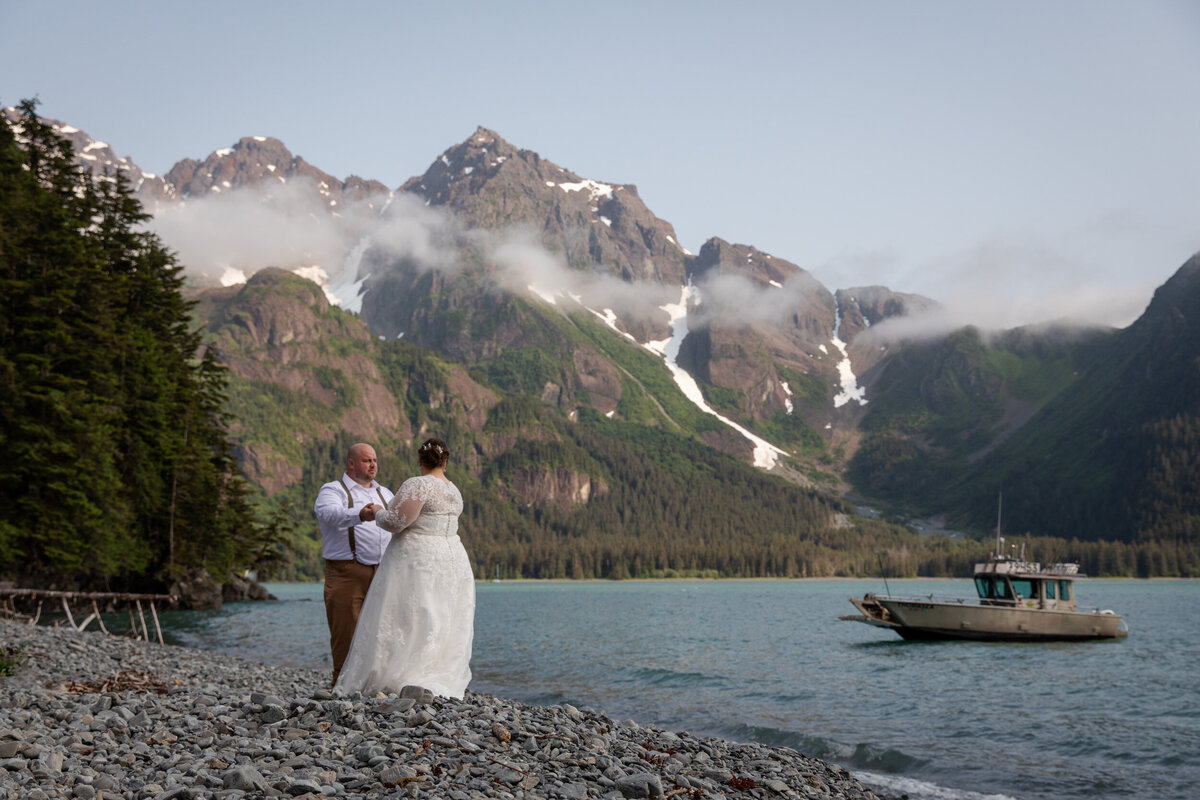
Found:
[0,100,271,591]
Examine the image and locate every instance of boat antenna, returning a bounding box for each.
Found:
[995,492,1003,557]
[877,554,893,597]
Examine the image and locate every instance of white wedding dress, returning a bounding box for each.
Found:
[334,474,475,699]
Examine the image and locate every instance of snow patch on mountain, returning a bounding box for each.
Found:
[831,301,867,408]
[527,284,560,305]
[852,296,871,326]
[290,266,342,305]
[643,286,787,469]
[556,179,614,203]
[325,237,374,313]
[589,307,637,342]
[665,235,693,256]
[220,267,247,286]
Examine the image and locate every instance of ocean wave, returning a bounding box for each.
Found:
[713,721,926,774]
[716,722,842,759]
[855,771,1021,800]
[628,666,732,688]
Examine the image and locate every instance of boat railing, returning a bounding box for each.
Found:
[870,592,1117,615]
[870,592,992,606]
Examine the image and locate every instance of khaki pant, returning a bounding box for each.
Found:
[324,559,378,687]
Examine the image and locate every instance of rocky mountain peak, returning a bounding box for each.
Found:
[834,286,943,340]
[687,237,808,289]
[467,125,504,148]
[2,106,175,205]
[397,127,688,285]
[163,135,388,212]
[1122,252,1200,363]
[398,126,524,207]
[1142,252,1200,320]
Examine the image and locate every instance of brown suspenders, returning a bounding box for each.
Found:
[337,477,387,564]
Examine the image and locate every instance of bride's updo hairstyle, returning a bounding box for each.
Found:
[417,437,450,470]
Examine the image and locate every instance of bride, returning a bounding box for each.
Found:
[333,438,475,699]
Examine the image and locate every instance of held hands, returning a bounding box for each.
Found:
[359,503,379,522]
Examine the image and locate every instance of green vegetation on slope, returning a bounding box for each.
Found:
[564,310,725,434]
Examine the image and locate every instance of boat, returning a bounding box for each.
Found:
[841,520,1128,640]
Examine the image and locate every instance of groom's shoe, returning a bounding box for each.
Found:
[399,685,434,706]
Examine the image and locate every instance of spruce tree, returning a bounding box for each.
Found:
[0,100,269,591]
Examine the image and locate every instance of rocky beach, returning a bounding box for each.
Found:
[0,617,889,800]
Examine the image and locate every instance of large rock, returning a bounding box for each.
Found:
[222,574,276,603]
[169,567,224,611]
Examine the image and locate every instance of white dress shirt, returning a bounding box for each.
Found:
[314,473,395,564]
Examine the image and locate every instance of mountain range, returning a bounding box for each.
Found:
[10,105,1197,576]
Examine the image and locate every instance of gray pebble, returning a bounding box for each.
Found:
[0,617,884,800]
[615,772,664,798]
[222,765,273,792]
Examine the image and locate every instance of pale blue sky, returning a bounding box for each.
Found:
[3,0,1198,328]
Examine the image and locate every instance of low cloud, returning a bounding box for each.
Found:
[907,238,1156,331]
[686,269,828,328]
[810,234,1166,340]
[150,179,352,286]
[152,185,680,323]
[150,186,1164,341]
[487,227,677,320]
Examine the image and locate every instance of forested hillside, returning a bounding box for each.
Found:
[0,102,286,595]
[848,302,1200,575]
[194,269,996,581]
[7,102,1198,586]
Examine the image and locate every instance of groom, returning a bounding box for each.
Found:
[314,442,394,687]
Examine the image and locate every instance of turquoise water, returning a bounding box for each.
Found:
[152,579,1199,800]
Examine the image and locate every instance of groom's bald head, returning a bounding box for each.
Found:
[346,443,378,485]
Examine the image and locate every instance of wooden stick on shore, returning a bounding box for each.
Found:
[148,601,164,644]
[60,597,77,630]
[0,589,175,602]
[0,588,177,642]
[135,599,150,642]
[92,600,109,635]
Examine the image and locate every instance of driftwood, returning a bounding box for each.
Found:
[0,588,177,644]
[60,668,172,695]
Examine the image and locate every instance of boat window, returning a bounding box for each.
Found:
[1011,578,1035,599]
[975,576,1013,600]
[1044,581,1056,600]
[1059,580,1071,601]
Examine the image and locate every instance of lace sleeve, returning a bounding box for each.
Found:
[375,477,427,533]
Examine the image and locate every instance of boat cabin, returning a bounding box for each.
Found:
[973,559,1080,611]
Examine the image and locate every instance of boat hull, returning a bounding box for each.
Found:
[848,596,1127,641]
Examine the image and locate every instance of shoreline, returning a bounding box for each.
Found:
[255,575,1192,587]
[1,618,891,800]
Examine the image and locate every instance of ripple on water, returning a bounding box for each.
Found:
[151,580,1200,800]
[628,666,733,688]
